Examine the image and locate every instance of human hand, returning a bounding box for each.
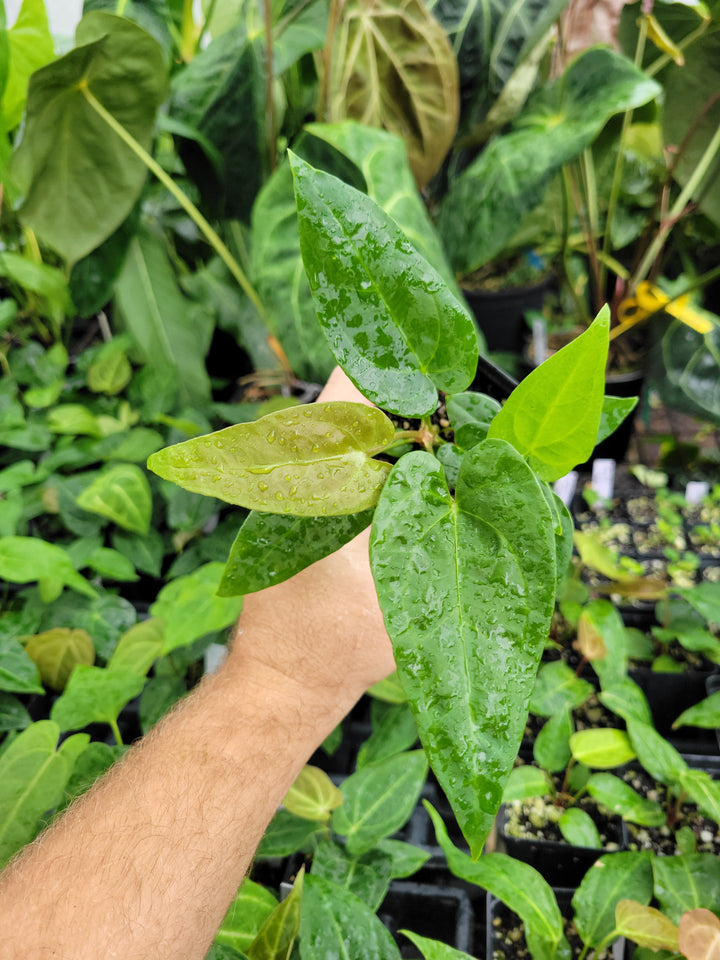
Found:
[227,368,396,717]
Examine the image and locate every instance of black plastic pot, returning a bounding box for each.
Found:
[463,281,547,355]
[380,879,477,958]
[629,667,718,750]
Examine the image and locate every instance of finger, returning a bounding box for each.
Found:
[316,367,375,406]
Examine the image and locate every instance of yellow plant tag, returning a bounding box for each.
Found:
[616,281,714,337]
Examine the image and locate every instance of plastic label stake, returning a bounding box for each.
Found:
[685,481,709,505]
[553,471,578,507]
[591,458,615,506]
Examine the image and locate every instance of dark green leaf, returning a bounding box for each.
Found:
[375,838,431,879]
[586,773,666,828]
[599,680,653,726]
[653,854,720,924]
[39,593,137,663]
[572,851,653,948]
[58,741,123,810]
[580,599,629,689]
[311,839,393,911]
[50,665,145,734]
[400,931,475,959]
[256,809,323,859]
[69,202,142,318]
[356,700,418,769]
[558,808,602,848]
[111,528,164,577]
[674,584,720,625]
[139,671,187,734]
[678,769,720,824]
[0,636,43,694]
[533,710,573,774]
[0,693,31,732]
[530,661,594,716]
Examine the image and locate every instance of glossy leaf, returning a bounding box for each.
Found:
[533,710,573,774]
[597,396,638,445]
[218,509,372,596]
[75,464,152,535]
[599,680,653,726]
[246,868,303,960]
[256,809,323,859]
[488,307,609,481]
[2,0,55,132]
[149,403,393,517]
[375,838,430,879]
[401,931,475,959]
[674,692,720,730]
[0,536,97,598]
[50,665,145,734]
[559,808,602,848]
[573,851,653,948]
[530,661,594,716]
[283,765,344,823]
[24,628,95,691]
[502,765,552,802]
[658,321,720,424]
[586,773,665,828]
[290,153,478,417]
[0,721,86,867]
[626,720,687,786]
[0,636,43,695]
[332,750,428,855]
[326,0,458,187]
[679,909,720,960]
[300,875,402,960]
[653,854,720,925]
[679,769,720,824]
[616,900,679,952]
[150,562,243,655]
[569,729,636,769]
[356,700,418,769]
[108,618,165,677]
[216,879,278,954]
[13,12,168,264]
[370,441,555,856]
[311,839,393,911]
[438,47,661,275]
[427,804,569,960]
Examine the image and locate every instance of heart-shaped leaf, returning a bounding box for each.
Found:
[283,766,344,823]
[0,636,43,695]
[0,536,97,598]
[24,628,95,691]
[653,854,720,924]
[530,661,594,716]
[573,851,653,949]
[50,665,146,735]
[75,464,152,534]
[679,909,720,960]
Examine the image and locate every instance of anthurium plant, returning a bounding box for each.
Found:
[149,156,633,859]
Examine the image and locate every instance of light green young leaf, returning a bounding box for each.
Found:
[502,765,552,802]
[282,765,344,823]
[87,339,133,395]
[615,900,679,953]
[24,628,95,690]
[586,773,666,828]
[400,930,475,959]
[559,808,602,848]
[530,661,594,716]
[569,729,636,768]
[290,153,478,417]
[215,879,278,954]
[675,583,720,624]
[488,307,609,481]
[47,404,104,438]
[2,0,55,131]
[673,691,720,730]
[76,464,152,534]
[50,665,145,735]
[597,396,638,445]
[246,868,303,960]
[573,851,653,949]
[0,536,97,598]
[149,403,393,517]
[108,618,165,676]
[0,636,43,695]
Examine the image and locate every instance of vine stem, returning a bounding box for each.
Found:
[80,84,269,325]
[264,0,277,171]
[109,719,124,747]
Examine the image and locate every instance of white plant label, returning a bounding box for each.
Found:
[685,481,709,505]
[532,318,548,367]
[591,458,615,504]
[553,471,578,507]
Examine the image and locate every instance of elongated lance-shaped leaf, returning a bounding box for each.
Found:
[586,773,666,827]
[218,508,373,596]
[370,440,556,856]
[426,804,570,960]
[573,851,653,949]
[289,152,478,417]
[400,930,475,959]
[148,402,394,517]
[488,306,609,481]
[246,867,303,960]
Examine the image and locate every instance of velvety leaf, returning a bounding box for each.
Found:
[24,628,95,691]
[0,721,85,867]
[290,153,478,417]
[502,765,552,802]
[216,879,278,954]
[427,804,569,960]
[283,765,344,823]
[39,593,137,663]
[0,693,32,732]
[332,750,428,856]
[255,809,323,859]
[75,464,152,534]
[678,770,720,824]
[626,720,687,786]
[218,508,372,596]
[569,729,636,769]
[300,874,402,960]
[311,839,393,911]
[437,47,661,275]
[86,339,133,395]
[401,930,475,959]
[112,528,164,577]
[108,618,165,676]
[326,0,458,187]
[616,900,679,952]
[653,854,720,925]
[0,536,97,598]
[370,441,555,856]
[586,773,666,828]
[356,700,418,769]
[599,680,653,726]
[246,868,303,960]
[533,709,573,774]
[573,851,653,948]
[679,909,720,960]
[150,562,243,655]
[674,692,720,730]
[559,808,602,848]
[488,307,609,481]
[375,838,430,879]
[597,396,639,445]
[149,403,394,517]
[50,665,145,735]
[530,661,594,716]
[0,636,43,695]
[13,12,168,264]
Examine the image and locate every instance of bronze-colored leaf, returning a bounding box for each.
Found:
[679,909,720,960]
[575,614,607,661]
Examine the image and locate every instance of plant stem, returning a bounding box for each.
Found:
[80,85,269,325]
[646,20,710,78]
[560,167,591,324]
[109,719,124,747]
[318,0,342,122]
[263,0,277,172]
[115,0,127,15]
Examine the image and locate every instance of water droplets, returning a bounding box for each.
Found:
[266,429,276,444]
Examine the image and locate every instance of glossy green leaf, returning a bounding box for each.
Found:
[488,307,609,481]
[375,838,430,879]
[216,879,278,954]
[678,769,720,824]
[75,464,152,534]
[218,508,372,596]
[150,562,243,655]
[311,839,393,911]
[2,0,54,131]
[502,765,552,802]
[108,618,165,677]
[673,692,720,730]
[559,808,602,848]
[370,441,555,856]
[447,392,501,439]
[652,854,720,924]
[149,403,393,517]
[626,720,687,786]
[24,628,95,691]
[290,153,478,417]
[256,809,323,859]
[569,729,636,769]
[572,851,653,948]
[401,931,475,960]
[50,665,145,734]
[283,765,344,823]
[356,700,418,769]
[658,320,720,424]
[0,721,86,867]
[427,804,569,960]
[530,661,594,716]
[13,12,168,264]
[615,900,679,952]
[300,875,402,960]
[438,47,661,275]
[246,867,303,960]
[0,636,43,695]
[332,750,428,856]
[0,536,97,598]
[586,773,666,828]
[326,0,458,187]
[115,227,213,407]
[597,396,639,445]
[533,709,573,774]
